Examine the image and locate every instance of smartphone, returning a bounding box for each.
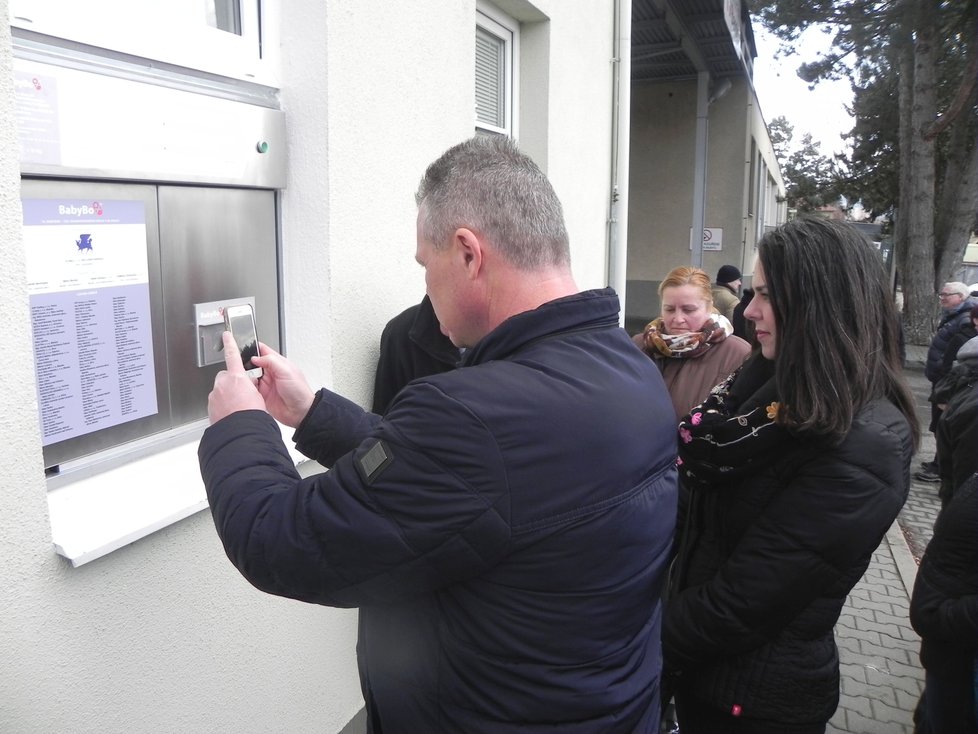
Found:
[223,303,263,379]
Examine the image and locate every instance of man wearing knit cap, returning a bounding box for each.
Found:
[712,264,742,321]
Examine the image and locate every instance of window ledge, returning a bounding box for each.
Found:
[48,422,304,567]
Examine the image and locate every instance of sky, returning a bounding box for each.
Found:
[750,23,855,157]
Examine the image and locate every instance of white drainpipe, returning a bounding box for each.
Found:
[608,0,631,326]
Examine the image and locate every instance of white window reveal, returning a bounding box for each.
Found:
[475,2,519,138]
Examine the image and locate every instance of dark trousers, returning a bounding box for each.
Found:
[674,693,826,734]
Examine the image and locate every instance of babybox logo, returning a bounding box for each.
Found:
[58,201,104,217]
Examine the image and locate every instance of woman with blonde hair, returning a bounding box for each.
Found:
[634,265,751,419]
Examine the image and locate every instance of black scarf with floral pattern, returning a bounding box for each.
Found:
[677,354,792,487]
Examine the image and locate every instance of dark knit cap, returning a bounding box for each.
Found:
[716,265,741,284]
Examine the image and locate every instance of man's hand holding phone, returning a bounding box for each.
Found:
[250,342,316,428]
[207,331,267,424]
[208,330,316,427]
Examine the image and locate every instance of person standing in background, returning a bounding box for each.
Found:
[371,295,459,415]
[917,282,977,483]
[929,312,978,509]
[910,473,978,734]
[634,266,751,419]
[732,287,756,345]
[711,264,742,322]
[938,303,978,379]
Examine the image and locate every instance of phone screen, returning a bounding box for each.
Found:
[226,307,260,371]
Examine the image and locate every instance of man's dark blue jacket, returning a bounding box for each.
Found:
[926,298,977,383]
[199,288,679,733]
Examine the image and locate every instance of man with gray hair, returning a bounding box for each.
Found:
[917,281,978,482]
[199,136,679,733]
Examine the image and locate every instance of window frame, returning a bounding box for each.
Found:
[8,0,269,84]
[475,1,520,139]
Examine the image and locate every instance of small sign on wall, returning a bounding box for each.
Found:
[689,227,724,251]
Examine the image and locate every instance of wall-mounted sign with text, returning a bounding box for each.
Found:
[23,199,159,446]
[689,227,724,252]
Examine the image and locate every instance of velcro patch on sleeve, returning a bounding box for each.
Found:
[356,439,393,485]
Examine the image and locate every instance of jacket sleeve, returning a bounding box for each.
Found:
[910,479,978,645]
[910,582,978,647]
[938,389,978,497]
[292,388,382,467]
[927,311,971,382]
[664,421,909,669]
[940,332,967,375]
[199,383,512,608]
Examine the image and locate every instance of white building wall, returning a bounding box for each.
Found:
[748,88,787,233]
[628,78,761,284]
[0,1,618,732]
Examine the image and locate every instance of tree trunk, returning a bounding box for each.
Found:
[895,5,918,339]
[935,102,978,284]
[902,0,941,344]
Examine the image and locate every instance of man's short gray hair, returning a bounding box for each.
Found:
[943,282,971,297]
[415,136,570,270]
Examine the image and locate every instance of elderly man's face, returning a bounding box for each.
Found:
[938,287,964,310]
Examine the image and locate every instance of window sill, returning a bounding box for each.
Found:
[47,421,305,567]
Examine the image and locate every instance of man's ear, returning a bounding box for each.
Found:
[452,227,484,280]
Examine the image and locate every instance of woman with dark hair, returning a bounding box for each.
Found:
[633,265,751,419]
[663,217,918,733]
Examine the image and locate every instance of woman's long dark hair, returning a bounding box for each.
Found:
[758,217,919,447]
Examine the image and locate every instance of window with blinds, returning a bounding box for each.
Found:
[476,27,505,129]
[475,5,518,137]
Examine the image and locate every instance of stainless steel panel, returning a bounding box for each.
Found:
[158,186,280,425]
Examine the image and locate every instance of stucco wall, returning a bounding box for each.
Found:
[624,76,775,329]
[628,80,698,285]
[311,0,615,406]
[0,1,618,732]
[626,79,756,283]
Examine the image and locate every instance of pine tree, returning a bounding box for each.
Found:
[750,0,977,343]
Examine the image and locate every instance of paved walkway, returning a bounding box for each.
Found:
[827,347,942,733]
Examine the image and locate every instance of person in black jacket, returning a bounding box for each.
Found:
[665,217,918,733]
[731,287,756,345]
[939,303,978,377]
[198,136,679,734]
[931,325,978,508]
[916,283,977,481]
[910,473,978,734]
[371,295,458,414]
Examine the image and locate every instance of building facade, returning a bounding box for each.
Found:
[625,0,785,332]
[0,1,781,731]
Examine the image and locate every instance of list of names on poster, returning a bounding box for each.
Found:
[23,199,159,447]
[113,293,152,417]
[31,302,73,440]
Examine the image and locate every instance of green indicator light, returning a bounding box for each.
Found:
[256,141,269,154]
